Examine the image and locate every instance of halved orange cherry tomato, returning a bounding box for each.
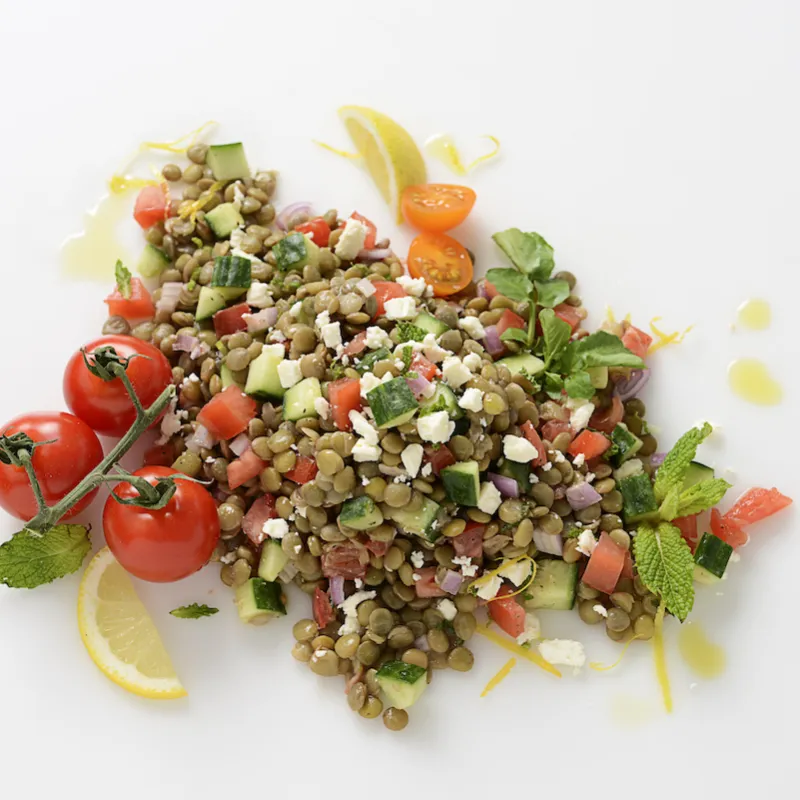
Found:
[407,232,473,297]
[401,184,477,232]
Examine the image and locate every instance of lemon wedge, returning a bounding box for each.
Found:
[77,547,186,699]
[337,105,427,222]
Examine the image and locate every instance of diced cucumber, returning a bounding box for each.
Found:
[587,366,609,389]
[196,286,229,321]
[235,578,286,624]
[619,473,659,523]
[413,311,450,337]
[693,532,732,583]
[137,244,171,278]
[367,378,419,428]
[609,423,643,467]
[376,660,428,709]
[441,460,480,506]
[211,255,251,299]
[356,347,391,374]
[258,540,289,583]
[221,363,243,390]
[497,459,530,493]
[683,461,714,490]
[283,377,322,421]
[338,496,384,531]
[206,142,250,181]
[245,345,285,400]
[613,458,644,482]
[419,383,463,420]
[497,353,545,378]
[389,497,441,542]
[206,203,244,238]
[523,559,579,610]
[273,232,320,273]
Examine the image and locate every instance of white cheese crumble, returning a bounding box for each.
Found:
[262,518,289,539]
[593,604,608,618]
[349,410,379,445]
[477,481,503,515]
[576,530,597,557]
[572,453,586,468]
[334,218,368,261]
[360,371,382,398]
[503,434,538,463]
[459,387,484,412]
[396,275,427,297]
[365,326,392,349]
[400,443,424,478]
[156,399,187,445]
[421,333,449,363]
[337,590,377,636]
[289,301,303,318]
[352,440,382,462]
[356,278,376,297]
[438,599,458,621]
[458,315,486,340]
[569,400,594,432]
[246,283,270,308]
[475,574,502,600]
[421,462,433,477]
[277,359,302,389]
[498,559,532,586]
[321,321,342,349]
[516,612,542,645]
[410,551,425,569]
[461,352,483,372]
[537,639,586,669]
[384,295,417,320]
[452,555,477,578]
[442,356,471,388]
[417,410,455,443]
[314,310,330,331]
[314,396,330,420]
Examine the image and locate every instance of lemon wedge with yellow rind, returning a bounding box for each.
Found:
[78,547,186,699]
[338,106,427,223]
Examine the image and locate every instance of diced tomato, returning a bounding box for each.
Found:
[723,487,793,527]
[540,419,573,446]
[488,586,526,638]
[327,378,362,431]
[620,549,634,580]
[582,532,626,594]
[424,444,456,475]
[372,282,407,318]
[621,325,653,360]
[410,353,439,381]
[313,587,336,628]
[589,395,624,433]
[350,212,377,250]
[321,543,366,579]
[521,420,548,466]
[496,309,526,338]
[453,521,484,559]
[105,278,155,322]
[568,430,611,460]
[414,566,446,597]
[481,280,499,300]
[213,303,250,336]
[242,494,278,546]
[553,303,582,332]
[143,441,175,467]
[197,385,257,441]
[710,508,748,549]
[343,332,368,356]
[284,455,319,485]
[133,184,170,229]
[227,449,267,490]
[294,217,330,247]
[364,537,391,557]
[674,514,700,552]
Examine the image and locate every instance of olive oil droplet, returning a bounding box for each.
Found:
[736,298,771,331]
[678,622,726,679]
[728,359,783,406]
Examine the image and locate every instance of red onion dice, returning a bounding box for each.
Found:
[566,483,603,510]
[488,472,519,498]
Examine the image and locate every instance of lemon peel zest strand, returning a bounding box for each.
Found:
[471,555,537,603]
[589,635,644,672]
[475,625,561,678]
[313,140,362,160]
[140,120,217,154]
[481,658,517,697]
[466,135,501,171]
[653,599,673,713]
[648,316,694,354]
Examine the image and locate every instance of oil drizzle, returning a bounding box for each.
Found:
[678,622,726,679]
[611,695,658,727]
[736,298,771,331]
[728,359,783,406]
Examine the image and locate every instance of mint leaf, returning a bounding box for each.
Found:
[540,308,572,368]
[485,268,532,302]
[658,486,682,521]
[0,525,91,589]
[534,279,570,309]
[564,370,595,399]
[500,327,529,345]
[400,345,413,374]
[115,260,132,299]
[396,322,427,343]
[170,603,219,619]
[492,229,555,281]
[564,331,645,372]
[653,423,713,503]
[543,371,564,399]
[674,478,732,518]
[633,522,695,622]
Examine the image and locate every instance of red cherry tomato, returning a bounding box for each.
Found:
[0,412,104,521]
[134,184,171,229]
[723,487,793,527]
[553,303,582,332]
[488,586,526,638]
[407,232,473,297]
[371,282,407,318]
[63,336,173,438]
[294,218,331,247]
[350,212,377,250]
[401,184,477,232]
[327,378,362,431]
[103,466,219,582]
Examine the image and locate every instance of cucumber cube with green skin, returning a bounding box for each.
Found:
[206,203,244,238]
[376,661,428,709]
[523,559,578,610]
[496,353,545,378]
[418,383,464,420]
[609,423,643,467]
[137,244,171,278]
[496,459,530,492]
[283,377,322,421]
[356,347,392,374]
[367,378,419,428]
[206,143,251,181]
[258,540,289,583]
[273,232,320,273]
[196,286,229,321]
[441,461,480,506]
[389,497,442,542]
[338,496,384,531]
[587,366,609,389]
[683,461,714,490]
[210,255,252,300]
[245,346,285,400]
[618,472,659,523]
[413,311,450,337]
[693,532,733,584]
[235,578,286,624]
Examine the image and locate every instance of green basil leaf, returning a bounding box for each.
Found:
[564,370,595,399]
[543,371,564,399]
[485,268,533,303]
[534,279,570,309]
[492,229,555,281]
[499,327,530,344]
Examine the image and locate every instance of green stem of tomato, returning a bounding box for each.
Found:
[17,451,48,515]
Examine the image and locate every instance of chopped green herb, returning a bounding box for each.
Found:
[170,603,219,619]
[115,260,132,300]
[396,322,427,343]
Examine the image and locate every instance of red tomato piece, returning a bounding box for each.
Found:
[488,586,526,638]
[674,515,700,552]
[227,449,267,490]
[242,494,278,546]
[343,332,368,356]
[620,549,634,580]
[496,309,527,338]
[711,508,748,549]
[481,280,499,300]
[321,543,366,579]
[568,430,611,460]
[364,537,391,557]
[540,420,573,446]
[284,455,319,485]
[143,441,176,467]
[401,184,477,233]
[372,282,407,318]
[313,587,336,628]
[521,421,548,467]
[621,325,652,360]
[589,395,624,433]
[350,212,377,250]
[424,444,456,475]
[134,184,170,229]
[294,218,331,247]
[410,353,439,381]
[723,487,793,527]
[553,303,582,332]
[582,532,627,594]
[327,378,362,431]
[414,566,446,597]
[104,278,155,323]
[213,303,250,336]
[452,521,484,559]
[196,385,257,441]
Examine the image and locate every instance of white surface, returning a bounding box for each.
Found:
[1,1,799,797]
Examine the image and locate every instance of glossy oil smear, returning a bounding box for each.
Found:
[736,298,771,331]
[678,622,726,679]
[728,358,783,406]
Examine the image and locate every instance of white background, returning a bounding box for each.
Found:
[1,1,798,797]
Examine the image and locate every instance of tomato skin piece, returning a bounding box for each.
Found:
[424,444,456,475]
[213,303,250,337]
[321,542,366,579]
[521,421,548,467]
[134,185,170,229]
[196,385,257,441]
[294,218,330,247]
[284,455,318,485]
[488,586,526,638]
[410,353,439,381]
[343,332,367,357]
[364,537,391,557]
[103,466,220,583]
[0,412,104,521]
[589,395,624,433]
[401,184,477,233]
[582,532,626,594]
[540,420,572,446]
[496,309,527,339]
[63,335,173,438]
[567,430,611,460]
[621,325,653,360]
[372,282,407,318]
[553,303,582,332]
[313,587,336,627]
[327,378,362,431]
[723,487,793,526]
[711,508,748,549]
[350,212,377,250]
[674,514,700,552]
[242,494,278,546]
[407,232,473,297]
[227,449,267,490]
[414,566,447,597]
[452,522,484,559]
[105,278,155,322]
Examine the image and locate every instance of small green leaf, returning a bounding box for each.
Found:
[675,479,732,518]
[539,308,572,368]
[492,229,555,281]
[658,486,682,521]
[170,603,219,619]
[543,372,564,399]
[534,279,570,309]
[0,525,91,589]
[500,327,529,344]
[485,268,533,302]
[395,322,427,343]
[564,370,595,399]
[562,331,645,373]
[115,260,132,300]
[400,346,413,374]
[653,423,713,503]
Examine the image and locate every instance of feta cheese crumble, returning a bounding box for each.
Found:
[262,518,289,539]
[576,530,597,557]
[537,639,586,669]
[410,551,425,569]
[477,481,503,515]
[365,326,392,349]
[246,283,270,308]
[396,275,427,297]
[337,590,377,636]
[314,397,330,420]
[442,356,471,388]
[277,359,302,389]
[438,599,458,621]
[401,443,424,478]
[349,410,379,445]
[458,315,486,340]
[334,218,368,261]
[352,440,382,462]
[356,278,376,297]
[461,352,483,372]
[498,559,532,586]
[417,411,455,443]
[516,612,542,645]
[321,321,342,349]
[384,295,417,320]
[458,387,484,412]
[475,574,502,600]
[592,604,608,618]
[503,434,538,463]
